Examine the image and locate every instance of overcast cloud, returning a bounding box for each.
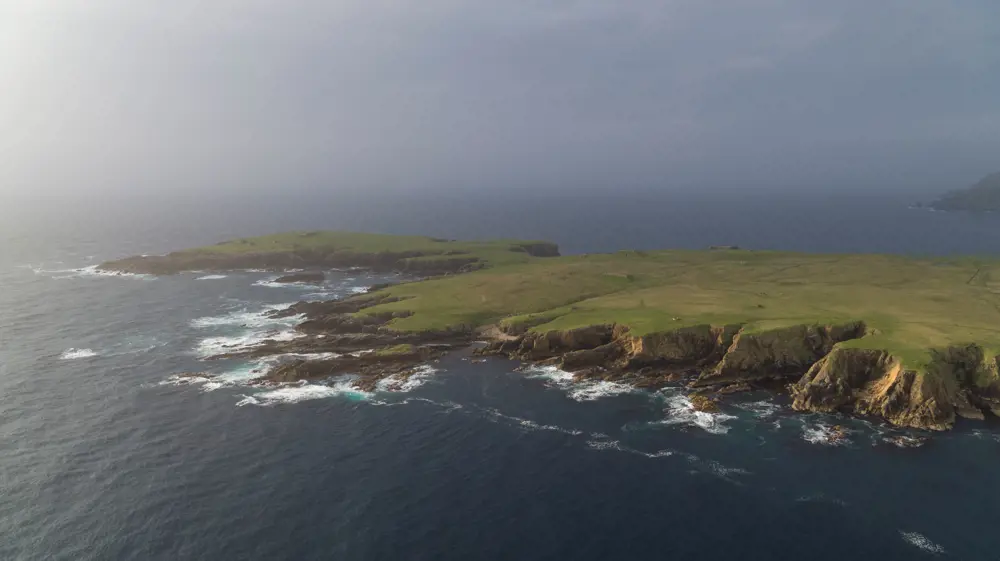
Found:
[1,0,998,200]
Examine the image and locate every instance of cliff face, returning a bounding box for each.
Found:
[625,324,739,369]
[789,345,1000,430]
[483,321,1000,431]
[693,322,867,387]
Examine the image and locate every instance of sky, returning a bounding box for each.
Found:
[1,0,998,202]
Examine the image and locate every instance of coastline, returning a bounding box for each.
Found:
[102,230,1000,433]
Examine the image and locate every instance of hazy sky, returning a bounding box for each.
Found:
[1,1,998,200]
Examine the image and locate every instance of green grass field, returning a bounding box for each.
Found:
[362,248,1000,370]
[174,230,553,268]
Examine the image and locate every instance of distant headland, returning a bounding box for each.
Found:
[102,231,1000,432]
[927,172,1000,211]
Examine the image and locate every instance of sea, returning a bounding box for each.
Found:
[4,190,1000,560]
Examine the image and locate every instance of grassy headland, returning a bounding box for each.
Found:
[106,232,1000,429]
[99,230,559,275]
[366,249,1000,369]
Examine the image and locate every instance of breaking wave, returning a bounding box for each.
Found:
[521,365,636,402]
[900,531,946,554]
[375,365,439,393]
[60,348,98,360]
[195,329,302,358]
[161,352,344,391]
[236,378,370,407]
[656,392,736,435]
[190,303,301,329]
[734,399,782,418]
[34,265,155,281]
[253,277,324,289]
[195,274,228,280]
[801,423,850,446]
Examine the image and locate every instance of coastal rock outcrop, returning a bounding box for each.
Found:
[264,345,444,386]
[625,324,739,369]
[513,325,619,361]
[480,319,1000,430]
[274,271,325,284]
[692,322,867,387]
[790,345,1000,430]
[195,293,469,390]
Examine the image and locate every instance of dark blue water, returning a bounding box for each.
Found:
[4,191,1000,560]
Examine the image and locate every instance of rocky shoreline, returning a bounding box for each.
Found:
[191,294,473,392]
[476,322,1000,431]
[182,289,1000,432]
[123,230,1000,434]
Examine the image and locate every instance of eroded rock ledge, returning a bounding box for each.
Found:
[200,294,472,392]
[479,321,1000,431]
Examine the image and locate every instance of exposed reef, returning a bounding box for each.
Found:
[273,271,325,284]
[196,294,471,392]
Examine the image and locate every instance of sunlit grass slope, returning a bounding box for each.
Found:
[364,249,1000,370]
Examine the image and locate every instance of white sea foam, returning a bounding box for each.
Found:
[900,531,946,554]
[196,329,302,358]
[705,460,751,478]
[349,286,370,294]
[159,373,213,387]
[521,364,636,402]
[656,393,736,435]
[302,291,337,300]
[236,378,370,407]
[801,423,850,446]
[734,399,782,418]
[585,439,674,458]
[195,274,228,280]
[375,365,439,393]
[569,380,635,401]
[882,434,927,448]
[483,407,583,436]
[190,303,300,329]
[36,265,155,281]
[60,348,98,360]
[161,352,342,391]
[254,276,324,289]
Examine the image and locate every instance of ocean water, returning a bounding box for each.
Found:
[4,191,1000,560]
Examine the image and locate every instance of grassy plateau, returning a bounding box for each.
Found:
[361,248,1000,372]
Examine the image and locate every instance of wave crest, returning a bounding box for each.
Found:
[60,348,98,360]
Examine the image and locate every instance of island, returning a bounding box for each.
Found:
[103,231,1000,432]
[930,171,1000,211]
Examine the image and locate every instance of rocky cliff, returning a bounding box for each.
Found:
[791,345,1000,430]
[481,321,1000,431]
